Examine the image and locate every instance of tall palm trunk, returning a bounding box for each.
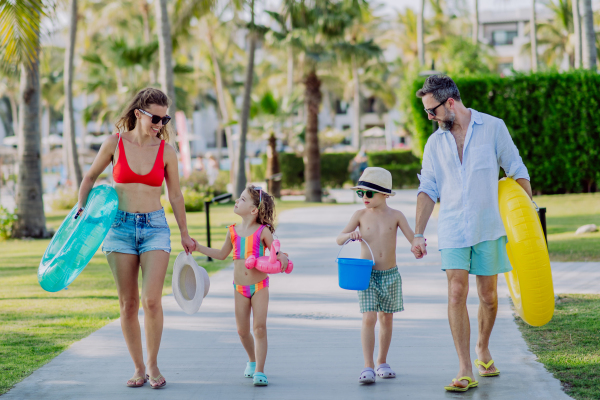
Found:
[235,0,256,197]
[206,25,235,178]
[472,0,479,44]
[573,0,582,68]
[63,0,82,187]
[266,132,281,198]
[581,0,597,70]
[530,0,538,72]
[303,69,322,202]
[14,37,47,238]
[8,94,18,136]
[417,0,425,66]
[351,54,361,150]
[140,0,157,83]
[155,0,176,118]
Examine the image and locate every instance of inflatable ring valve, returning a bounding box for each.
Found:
[38,185,119,292]
[498,178,554,327]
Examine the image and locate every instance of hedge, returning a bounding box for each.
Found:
[253,151,420,189]
[410,71,600,194]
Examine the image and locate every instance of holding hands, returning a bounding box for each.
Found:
[411,236,427,259]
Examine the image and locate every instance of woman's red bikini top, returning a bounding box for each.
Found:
[112,133,165,187]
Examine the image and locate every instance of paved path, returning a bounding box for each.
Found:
[4,191,577,399]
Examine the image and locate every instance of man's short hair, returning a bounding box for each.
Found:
[416,75,461,103]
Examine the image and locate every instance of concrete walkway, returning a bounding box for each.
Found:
[4,191,577,399]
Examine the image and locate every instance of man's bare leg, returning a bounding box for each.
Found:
[475,274,499,375]
[446,270,474,388]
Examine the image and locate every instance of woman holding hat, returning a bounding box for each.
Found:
[77,88,194,388]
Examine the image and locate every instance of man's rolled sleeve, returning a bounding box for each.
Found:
[496,121,530,181]
[417,142,439,203]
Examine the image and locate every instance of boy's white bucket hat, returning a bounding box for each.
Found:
[172,252,210,315]
[351,167,396,196]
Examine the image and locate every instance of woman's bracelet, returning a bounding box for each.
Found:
[414,234,424,238]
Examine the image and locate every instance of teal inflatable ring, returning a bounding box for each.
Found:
[38,185,119,292]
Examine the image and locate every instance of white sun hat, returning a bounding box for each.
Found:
[351,167,396,196]
[172,252,210,315]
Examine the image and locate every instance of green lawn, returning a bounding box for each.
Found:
[516,295,600,400]
[535,193,600,262]
[0,199,329,395]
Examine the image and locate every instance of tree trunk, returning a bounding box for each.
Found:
[206,25,235,178]
[14,43,47,238]
[234,1,256,197]
[472,0,479,44]
[140,0,157,83]
[573,0,582,68]
[8,94,18,136]
[581,0,597,70]
[155,0,176,118]
[351,54,361,150]
[530,0,538,72]
[417,0,425,66]
[63,0,82,187]
[266,132,281,198]
[303,69,322,202]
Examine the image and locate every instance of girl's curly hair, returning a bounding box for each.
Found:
[247,185,275,233]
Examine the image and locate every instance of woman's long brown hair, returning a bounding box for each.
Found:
[114,87,175,144]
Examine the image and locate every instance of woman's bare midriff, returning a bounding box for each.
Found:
[114,183,164,213]
[233,259,268,286]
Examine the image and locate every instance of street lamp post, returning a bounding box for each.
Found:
[204,192,233,261]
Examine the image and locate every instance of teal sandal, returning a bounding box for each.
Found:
[244,361,256,378]
[253,372,268,386]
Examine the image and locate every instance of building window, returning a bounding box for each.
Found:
[363,97,376,113]
[342,124,351,130]
[336,100,349,114]
[492,30,518,46]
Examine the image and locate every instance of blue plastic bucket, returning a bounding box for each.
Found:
[336,239,375,290]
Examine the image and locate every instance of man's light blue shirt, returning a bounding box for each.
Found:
[417,109,530,250]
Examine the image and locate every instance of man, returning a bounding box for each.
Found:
[411,75,532,392]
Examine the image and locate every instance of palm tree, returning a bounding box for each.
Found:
[472,0,479,44]
[581,0,596,69]
[572,0,582,68]
[418,0,425,65]
[531,0,538,71]
[234,0,258,197]
[0,0,48,237]
[63,0,83,187]
[155,0,176,118]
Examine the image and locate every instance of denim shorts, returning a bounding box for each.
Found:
[441,236,512,276]
[102,208,171,255]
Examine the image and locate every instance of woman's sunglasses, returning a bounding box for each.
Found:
[138,109,172,126]
[356,190,375,199]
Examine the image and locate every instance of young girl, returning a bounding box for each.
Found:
[191,185,288,386]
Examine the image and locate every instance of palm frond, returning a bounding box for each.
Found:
[0,0,46,67]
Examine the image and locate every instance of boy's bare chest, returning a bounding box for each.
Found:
[358,215,397,241]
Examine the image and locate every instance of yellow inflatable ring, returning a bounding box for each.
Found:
[498,177,554,327]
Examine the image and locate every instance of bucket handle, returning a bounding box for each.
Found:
[336,238,375,264]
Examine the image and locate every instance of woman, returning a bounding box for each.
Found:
[77,88,194,388]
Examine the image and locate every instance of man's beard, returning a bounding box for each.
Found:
[438,109,456,131]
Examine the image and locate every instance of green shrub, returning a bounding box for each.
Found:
[410,71,600,194]
[50,188,79,210]
[382,164,421,188]
[321,153,356,188]
[0,206,17,239]
[279,153,305,189]
[367,150,420,167]
[250,154,267,182]
[162,187,210,213]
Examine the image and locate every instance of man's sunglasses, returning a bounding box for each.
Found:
[424,98,448,117]
[138,109,172,126]
[356,190,375,199]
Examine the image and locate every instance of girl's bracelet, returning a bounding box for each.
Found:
[414,234,424,238]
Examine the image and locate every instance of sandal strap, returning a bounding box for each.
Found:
[475,359,495,369]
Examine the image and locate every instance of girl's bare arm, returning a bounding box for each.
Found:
[194,231,233,260]
[262,228,289,271]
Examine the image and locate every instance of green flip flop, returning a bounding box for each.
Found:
[444,376,478,392]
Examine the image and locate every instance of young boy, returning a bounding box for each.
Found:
[336,167,419,384]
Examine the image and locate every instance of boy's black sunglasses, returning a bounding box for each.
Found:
[138,109,172,126]
[356,190,375,199]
